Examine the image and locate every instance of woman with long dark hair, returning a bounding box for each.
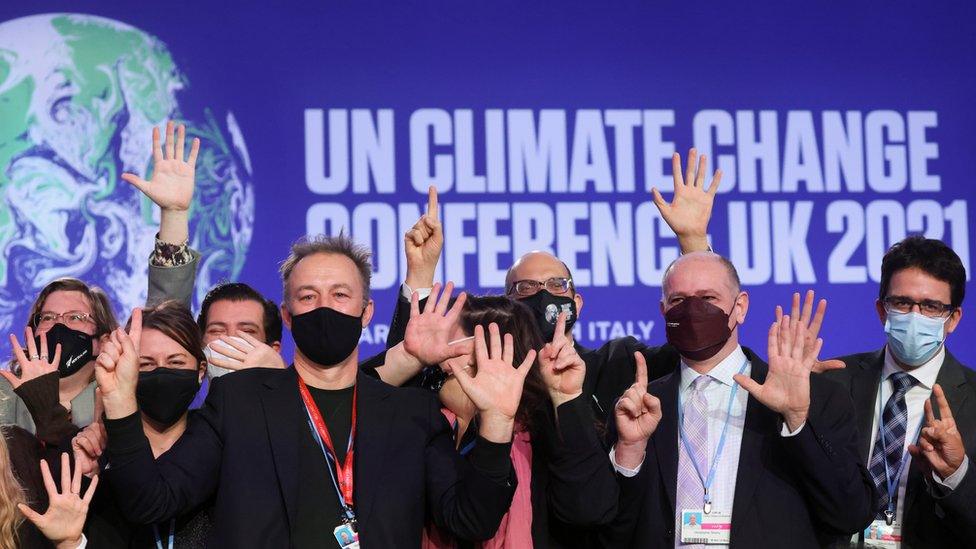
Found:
[423,294,618,548]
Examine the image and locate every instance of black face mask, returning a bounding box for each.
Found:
[290,306,363,366]
[34,323,95,378]
[520,290,578,342]
[136,368,201,428]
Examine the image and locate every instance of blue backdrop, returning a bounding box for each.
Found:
[0,1,973,366]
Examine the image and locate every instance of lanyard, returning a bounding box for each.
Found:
[875,377,925,525]
[152,519,175,549]
[677,359,749,514]
[297,376,358,522]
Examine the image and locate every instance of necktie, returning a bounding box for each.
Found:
[868,371,918,520]
[676,375,712,547]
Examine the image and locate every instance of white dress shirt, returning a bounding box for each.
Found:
[863,346,969,531]
[613,346,768,549]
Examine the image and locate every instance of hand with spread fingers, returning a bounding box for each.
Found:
[908,384,968,481]
[404,282,473,366]
[449,323,536,443]
[776,290,845,374]
[735,314,819,432]
[1,327,61,389]
[614,352,662,469]
[404,185,443,290]
[652,148,722,253]
[18,453,98,549]
[208,332,286,371]
[538,312,585,407]
[94,308,143,419]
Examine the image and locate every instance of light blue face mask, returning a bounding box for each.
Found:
[884,310,947,367]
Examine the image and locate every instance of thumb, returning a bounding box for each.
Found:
[651,187,669,211]
[733,373,763,398]
[16,503,43,526]
[121,173,151,194]
[813,359,846,374]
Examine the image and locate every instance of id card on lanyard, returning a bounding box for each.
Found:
[297,376,360,548]
[874,377,925,528]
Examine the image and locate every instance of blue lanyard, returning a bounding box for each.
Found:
[152,519,174,549]
[676,359,749,512]
[876,377,925,523]
[303,405,357,523]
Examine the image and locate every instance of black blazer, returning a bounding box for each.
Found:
[103,367,517,548]
[826,348,976,547]
[601,348,876,548]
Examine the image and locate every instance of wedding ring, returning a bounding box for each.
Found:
[30,354,39,361]
[40,355,48,361]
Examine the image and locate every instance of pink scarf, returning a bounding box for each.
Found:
[423,409,534,549]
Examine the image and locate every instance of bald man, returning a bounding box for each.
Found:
[603,252,875,547]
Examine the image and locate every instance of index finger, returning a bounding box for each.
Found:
[933,384,953,421]
[633,352,648,388]
[427,185,439,221]
[128,307,143,350]
[552,311,568,343]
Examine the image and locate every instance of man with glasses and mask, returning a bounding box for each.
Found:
[825,235,976,548]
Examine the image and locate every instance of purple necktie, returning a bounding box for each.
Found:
[676,375,712,548]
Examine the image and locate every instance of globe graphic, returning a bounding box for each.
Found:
[0,13,254,356]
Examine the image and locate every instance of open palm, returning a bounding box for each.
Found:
[18,453,97,548]
[451,323,535,421]
[404,282,472,366]
[652,148,721,241]
[122,121,200,212]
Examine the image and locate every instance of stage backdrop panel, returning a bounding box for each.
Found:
[1,1,973,367]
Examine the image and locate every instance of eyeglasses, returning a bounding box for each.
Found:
[34,310,95,329]
[883,296,955,318]
[508,277,573,297]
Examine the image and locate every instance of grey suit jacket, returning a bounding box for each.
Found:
[147,248,200,308]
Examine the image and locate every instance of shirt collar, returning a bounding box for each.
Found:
[882,345,945,390]
[679,345,749,393]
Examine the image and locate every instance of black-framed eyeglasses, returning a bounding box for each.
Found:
[508,277,573,297]
[33,310,95,329]
[883,296,955,319]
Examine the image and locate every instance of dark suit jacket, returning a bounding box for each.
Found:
[826,347,976,548]
[103,367,516,548]
[601,348,876,548]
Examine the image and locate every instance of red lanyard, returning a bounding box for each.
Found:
[297,376,357,509]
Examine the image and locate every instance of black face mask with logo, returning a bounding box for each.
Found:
[33,323,95,378]
[290,306,364,366]
[136,368,201,428]
[520,290,578,342]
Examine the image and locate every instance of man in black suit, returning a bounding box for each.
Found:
[825,236,975,547]
[603,252,875,547]
[95,234,536,548]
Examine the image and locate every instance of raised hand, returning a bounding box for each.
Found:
[776,290,845,373]
[537,312,585,407]
[1,327,61,389]
[614,353,663,468]
[908,384,968,480]
[18,453,97,549]
[94,308,142,419]
[208,333,286,371]
[122,121,200,213]
[449,323,536,443]
[734,314,818,432]
[652,148,722,253]
[72,391,106,478]
[403,282,473,366]
[404,186,444,290]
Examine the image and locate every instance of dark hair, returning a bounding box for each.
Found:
[279,234,371,303]
[879,235,966,308]
[27,278,118,337]
[197,283,283,344]
[131,301,206,367]
[459,296,549,432]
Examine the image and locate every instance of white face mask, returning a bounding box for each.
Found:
[203,336,252,378]
[884,311,948,367]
